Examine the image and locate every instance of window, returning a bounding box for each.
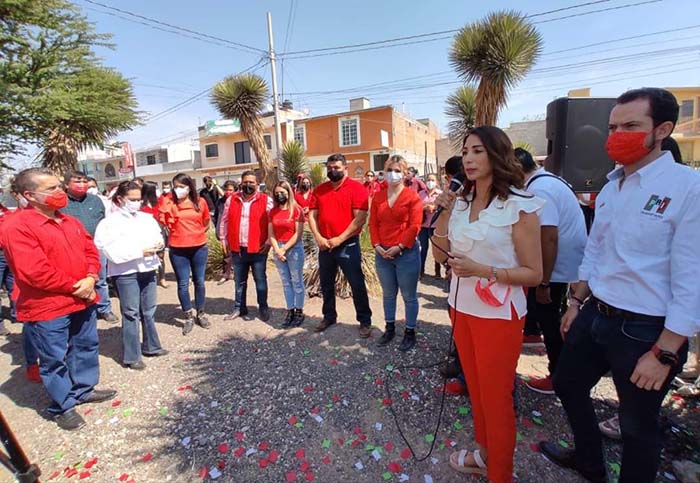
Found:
[234,141,252,165]
[680,100,694,118]
[339,116,360,146]
[205,144,219,158]
[146,154,156,165]
[373,154,389,171]
[294,124,306,148]
[263,134,272,150]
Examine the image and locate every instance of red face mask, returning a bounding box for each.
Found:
[41,191,68,209]
[474,280,511,307]
[604,131,652,166]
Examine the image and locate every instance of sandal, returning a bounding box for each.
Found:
[598,414,622,440]
[449,449,488,476]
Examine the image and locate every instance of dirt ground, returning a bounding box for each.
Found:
[1,254,698,483]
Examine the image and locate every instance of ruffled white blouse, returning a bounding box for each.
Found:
[447,188,544,320]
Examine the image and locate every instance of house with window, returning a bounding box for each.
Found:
[197,97,442,182]
[667,87,700,168]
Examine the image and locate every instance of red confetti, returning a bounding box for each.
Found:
[295,449,306,460]
[385,442,394,451]
[351,440,360,447]
[238,409,247,416]
[530,443,540,453]
[84,457,98,469]
[331,394,341,402]
[338,438,345,446]
[79,471,91,480]
[354,427,363,435]
[269,450,280,463]
[310,407,320,415]
[119,474,129,482]
[375,378,384,386]
[111,400,121,407]
[382,398,393,406]
[400,448,411,459]
[359,434,367,442]
[304,472,315,482]
[198,467,208,479]
[330,358,338,365]
[258,441,270,451]
[49,471,61,480]
[259,459,269,469]
[234,447,245,458]
[218,460,226,470]
[300,461,311,472]
[141,453,153,462]
[84,409,92,416]
[521,419,534,428]
[303,386,314,393]
[218,443,229,454]
[235,432,245,441]
[65,468,78,478]
[321,456,331,465]
[445,438,453,447]
[288,416,299,425]
[400,390,410,400]
[177,385,192,392]
[388,462,401,473]
[127,480,135,483]
[285,472,297,482]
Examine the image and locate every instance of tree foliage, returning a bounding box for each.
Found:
[445,85,477,149]
[280,140,307,183]
[449,10,542,126]
[309,163,325,187]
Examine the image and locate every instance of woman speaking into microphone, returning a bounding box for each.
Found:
[432,126,543,483]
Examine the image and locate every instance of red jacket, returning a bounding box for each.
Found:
[226,193,269,254]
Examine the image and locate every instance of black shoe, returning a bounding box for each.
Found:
[224,309,248,321]
[291,308,305,327]
[196,310,211,329]
[182,317,194,335]
[79,389,117,405]
[54,409,86,431]
[314,319,336,333]
[143,349,169,357]
[125,361,146,370]
[377,322,396,347]
[399,328,416,352]
[282,309,295,328]
[439,358,461,378]
[259,307,270,322]
[538,441,608,482]
[98,311,119,323]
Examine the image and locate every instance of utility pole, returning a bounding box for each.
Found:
[267,12,284,177]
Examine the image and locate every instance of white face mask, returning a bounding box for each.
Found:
[17,196,29,209]
[124,199,141,214]
[174,186,189,199]
[87,187,99,196]
[426,180,437,190]
[163,187,171,194]
[385,171,403,184]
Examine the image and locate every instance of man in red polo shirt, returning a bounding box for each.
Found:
[309,153,373,337]
[1,168,116,431]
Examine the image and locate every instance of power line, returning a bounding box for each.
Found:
[79,0,266,55]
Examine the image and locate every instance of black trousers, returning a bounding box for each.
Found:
[553,301,687,483]
[525,283,567,375]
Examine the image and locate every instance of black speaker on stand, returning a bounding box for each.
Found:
[546,97,618,192]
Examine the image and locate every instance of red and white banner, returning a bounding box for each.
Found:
[122,142,134,168]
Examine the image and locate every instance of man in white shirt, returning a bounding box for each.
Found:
[515,148,587,395]
[539,88,700,483]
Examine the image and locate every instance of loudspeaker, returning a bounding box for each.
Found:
[546,97,617,192]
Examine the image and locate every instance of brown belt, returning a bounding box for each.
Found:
[592,297,665,324]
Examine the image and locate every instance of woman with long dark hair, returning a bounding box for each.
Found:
[141,181,168,288]
[294,174,313,221]
[432,126,543,482]
[158,173,211,335]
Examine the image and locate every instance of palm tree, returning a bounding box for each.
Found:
[210,74,277,188]
[445,85,477,149]
[280,140,308,183]
[449,11,542,126]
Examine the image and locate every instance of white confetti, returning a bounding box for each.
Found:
[372,449,382,461]
[375,422,383,431]
[532,410,542,417]
[311,414,324,424]
[109,416,119,424]
[181,437,191,447]
[94,419,103,425]
[664,472,676,481]
[209,468,222,479]
[399,474,409,482]
[431,457,438,465]
[424,475,434,483]
[288,341,296,348]
[355,461,364,471]
[245,448,257,457]
[411,394,420,401]
[342,399,349,406]
[210,401,218,408]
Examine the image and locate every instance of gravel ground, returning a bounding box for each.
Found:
[1,257,698,483]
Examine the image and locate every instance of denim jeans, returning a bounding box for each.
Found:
[0,250,15,320]
[169,244,208,312]
[525,283,567,375]
[114,271,162,364]
[375,243,420,329]
[26,305,99,415]
[95,253,113,315]
[232,247,268,311]
[273,241,305,310]
[418,227,433,275]
[553,301,687,483]
[22,323,39,366]
[318,236,372,326]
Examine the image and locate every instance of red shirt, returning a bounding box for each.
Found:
[310,177,369,239]
[270,206,304,242]
[364,180,382,197]
[1,208,101,321]
[140,204,159,220]
[369,187,423,249]
[294,191,312,221]
[158,195,210,247]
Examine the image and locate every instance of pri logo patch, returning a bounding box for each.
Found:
[643,194,671,215]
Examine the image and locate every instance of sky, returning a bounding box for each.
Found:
[71,0,700,151]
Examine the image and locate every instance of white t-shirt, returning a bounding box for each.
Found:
[526,168,587,283]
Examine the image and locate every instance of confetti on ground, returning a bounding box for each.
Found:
[286,471,297,482]
[141,453,153,462]
[322,439,331,449]
[382,471,392,480]
[355,461,364,471]
[209,468,222,479]
[400,474,410,482]
[424,475,434,483]
[425,434,435,443]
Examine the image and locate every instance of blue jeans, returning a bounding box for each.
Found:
[375,243,420,329]
[26,305,99,415]
[273,241,305,310]
[418,227,433,275]
[232,247,268,311]
[114,271,162,364]
[553,301,687,483]
[96,253,112,315]
[318,236,372,326]
[169,244,208,312]
[0,250,15,320]
[23,323,39,366]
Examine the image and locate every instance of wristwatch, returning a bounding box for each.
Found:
[651,344,679,366]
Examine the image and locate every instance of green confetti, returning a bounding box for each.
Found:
[386,364,394,371]
[458,406,470,415]
[363,374,372,382]
[516,432,523,442]
[382,471,393,481]
[325,403,334,409]
[322,439,331,449]
[532,417,543,425]
[303,349,310,356]
[609,462,621,475]
[365,445,375,452]
[123,408,134,417]
[158,408,168,416]
[397,384,405,391]
[439,443,445,450]
[106,408,115,417]
[294,422,304,429]
[454,421,463,430]
[558,440,569,448]
[53,451,64,461]
[425,434,435,443]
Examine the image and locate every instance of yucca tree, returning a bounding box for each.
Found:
[445,85,477,149]
[210,74,276,188]
[280,140,308,182]
[309,163,325,187]
[449,10,542,126]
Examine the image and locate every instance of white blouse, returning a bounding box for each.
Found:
[447,188,544,320]
[94,209,164,277]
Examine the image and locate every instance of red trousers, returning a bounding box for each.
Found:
[452,307,524,483]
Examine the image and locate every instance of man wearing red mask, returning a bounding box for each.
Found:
[1,168,117,431]
[539,88,700,482]
[61,170,117,323]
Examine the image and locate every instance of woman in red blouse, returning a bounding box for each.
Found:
[294,174,313,221]
[158,173,210,335]
[369,155,423,351]
[269,181,306,328]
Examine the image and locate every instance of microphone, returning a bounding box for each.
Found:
[430,172,466,226]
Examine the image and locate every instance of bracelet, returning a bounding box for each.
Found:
[571,295,585,305]
[488,266,497,282]
[432,231,449,238]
